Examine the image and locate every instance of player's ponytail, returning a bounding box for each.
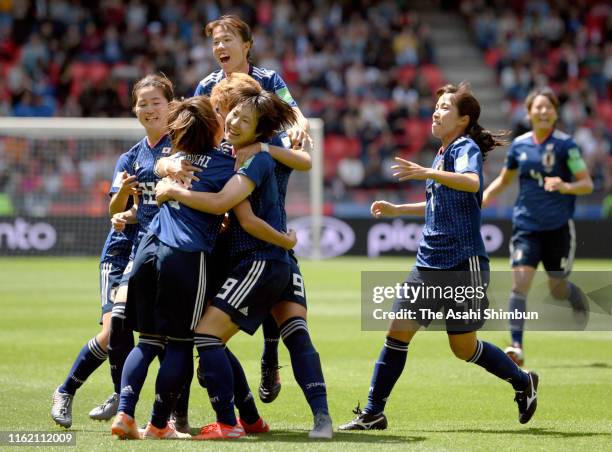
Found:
[436,82,510,160]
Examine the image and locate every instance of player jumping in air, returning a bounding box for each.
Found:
[340,82,539,431]
[483,87,593,366]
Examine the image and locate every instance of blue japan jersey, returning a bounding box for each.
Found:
[416,137,487,269]
[149,150,236,253]
[228,152,289,264]
[194,65,297,107]
[269,132,293,231]
[100,150,137,266]
[505,130,586,231]
[111,135,172,248]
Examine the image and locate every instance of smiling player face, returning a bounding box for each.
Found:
[528,95,558,133]
[133,86,169,134]
[431,93,468,144]
[211,26,250,75]
[224,103,259,149]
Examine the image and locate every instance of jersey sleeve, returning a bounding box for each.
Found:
[504,142,518,170]
[237,153,274,187]
[193,82,205,97]
[564,139,587,175]
[270,72,297,107]
[109,151,135,196]
[268,131,291,149]
[453,142,482,174]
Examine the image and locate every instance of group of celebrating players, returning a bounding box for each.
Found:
[50,13,593,440]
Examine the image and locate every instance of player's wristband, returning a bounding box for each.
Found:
[260,142,269,153]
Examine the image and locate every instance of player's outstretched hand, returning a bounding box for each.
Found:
[283,229,297,250]
[155,178,176,206]
[391,157,431,181]
[118,171,139,196]
[234,142,262,171]
[166,159,200,187]
[544,176,568,193]
[371,200,397,218]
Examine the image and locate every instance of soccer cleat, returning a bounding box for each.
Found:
[504,344,525,367]
[238,417,270,434]
[309,412,333,439]
[89,392,119,421]
[51,387,74,428]
[142,422,192,439]
[258,362,281,403]
[339,404,388,431]
[515,371,539,424]
[192,422,245,440]
[169,412,191,434]
[111,412,141,440]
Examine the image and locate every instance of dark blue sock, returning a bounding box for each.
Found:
[117,335,165,418]
[108,303,134,394]
[508,291,526,346]
[59,337,108,395]
[226,347,259,424]
[280,317,328,416]
[151,340,192,429]
[364,336,408,415]
[261,315,280,366]
[173,353,193,418]
[468,340,528,391]
[567,282,585,309]
[194,334,236,426]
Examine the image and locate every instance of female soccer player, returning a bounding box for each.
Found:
[340,82,538,431]
[195,15,312,401]
[110,95,296,440]
[50,73,174,429]
[50,152,137,429]
[483,87,593,365]
[156,90,332,439]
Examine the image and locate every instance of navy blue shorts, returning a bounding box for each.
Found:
[279,251,307,307]
[392,256,490,334]
[510,221,575,278]
[126,232,212,339]
[211,258,291,335]
[99,260,127,322]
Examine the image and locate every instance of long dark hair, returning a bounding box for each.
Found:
[436,82,510,159]
[167,96,219,155]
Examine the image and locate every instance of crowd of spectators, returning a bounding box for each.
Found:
[0,0,610,217]
[460,0,612,193]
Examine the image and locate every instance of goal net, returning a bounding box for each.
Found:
[0,117,324,258]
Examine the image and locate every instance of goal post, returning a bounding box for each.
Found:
[0,117,324,258]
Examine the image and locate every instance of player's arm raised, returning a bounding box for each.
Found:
[392,157,480,193]
[371,200,426,218]
[155,173,255,215]
[232,200,296,250]
[482,167,518,207]
[234,142,311,171]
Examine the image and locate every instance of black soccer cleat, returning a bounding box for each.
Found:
[258,362,281,403]
[338,404,388,431]
[568,286,589,327]
[515,371,539,424]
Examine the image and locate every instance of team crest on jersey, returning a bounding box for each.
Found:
[542,143,555,173]
[161,147,171,155]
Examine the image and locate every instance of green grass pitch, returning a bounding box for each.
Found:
[1,257,611,451]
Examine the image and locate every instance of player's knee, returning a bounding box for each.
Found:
[449,341,476,361]
[96,330,110,351]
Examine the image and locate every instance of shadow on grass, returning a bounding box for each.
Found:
[234,430,423,444]
[414,427,611,439]
[542,362,612,369]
